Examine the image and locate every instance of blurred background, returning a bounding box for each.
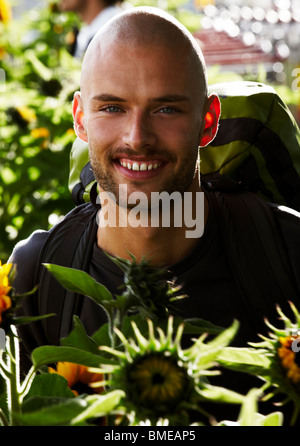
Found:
[194,0,300,113]
[1,0,300,262]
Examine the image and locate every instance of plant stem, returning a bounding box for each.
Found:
[107,309,119,349]
[0,408,9,426]
[19,365,36,397]
[5,327,22,426]
[1,327,36,426]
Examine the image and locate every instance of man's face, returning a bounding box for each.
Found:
[78,41,205,205]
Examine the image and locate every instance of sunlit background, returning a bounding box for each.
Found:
[12,0,300,94]
[194,0,300,83]
[1,0,300,262]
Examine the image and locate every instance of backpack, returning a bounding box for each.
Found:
[68,81,300,210]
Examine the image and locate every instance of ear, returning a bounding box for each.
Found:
[199,94,221,147]
[73,91,88,142]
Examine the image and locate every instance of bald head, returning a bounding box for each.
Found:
[80,7,208,104]
[73,5,221,207]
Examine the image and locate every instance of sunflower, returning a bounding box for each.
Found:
[7,106,37,129]
[97,316,242,425]
[219,302,300,425]
[278,334,300,384]
[48,362,104,397]
[107,254,185,326]
[128,352,190,409]
[31,127,50,139]
[0,0,12,24]
[17,106,37,123]
[0,261,12,325]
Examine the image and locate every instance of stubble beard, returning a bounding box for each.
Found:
[88,141,200,211]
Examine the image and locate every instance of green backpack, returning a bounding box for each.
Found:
[68,81,300,210]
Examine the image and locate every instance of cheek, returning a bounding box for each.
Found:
[167,125,200,156]
[87,119,118,149]
[165,115,201,142]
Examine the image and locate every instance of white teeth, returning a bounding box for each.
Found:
[120,160,161,171]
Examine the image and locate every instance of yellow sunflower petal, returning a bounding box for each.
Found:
[0,0,12,23]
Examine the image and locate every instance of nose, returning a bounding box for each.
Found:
[122,110,157,150]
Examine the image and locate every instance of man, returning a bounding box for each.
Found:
[72,7,220,265]
[59,0,125,58]
[10,7,300,422]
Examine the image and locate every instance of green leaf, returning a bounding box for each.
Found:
[61,316,99,354]
[71,390,125,425]
[43,264,114,307]
[197,382,245,405]
[31,345,116,370]
[15,398,88,426]
[189,320,239,369]
[260,411,283,426]
[217,347,272,376]
[12,313,55,326]
[91,323,111,347]
[22,396,74,415]
[234,388,283,426]
[121,314,150,339]
[237,388,261,426]
[25,373,75,400]
[182,318,225,335]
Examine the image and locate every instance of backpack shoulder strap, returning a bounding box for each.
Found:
[34,202,99,345]
[203,175,300,332]
[71,161,95,205]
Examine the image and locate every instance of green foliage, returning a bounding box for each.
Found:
[17,387,125,426]
[0,4,81,262]
[0,254,289,426]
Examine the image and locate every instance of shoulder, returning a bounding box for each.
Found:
[9,203,97,294]
[9,229,49,294]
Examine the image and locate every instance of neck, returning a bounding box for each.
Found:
[96,183,209,267]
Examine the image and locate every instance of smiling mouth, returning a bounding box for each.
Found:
[117,158,163,172]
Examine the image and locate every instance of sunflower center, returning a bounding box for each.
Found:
[152,372,165,385]
[278,336,300,384]
[128,353,190,415]
[72,382,94,395]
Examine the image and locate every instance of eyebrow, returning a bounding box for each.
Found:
[91,94,126,102]
[91,94,190,103]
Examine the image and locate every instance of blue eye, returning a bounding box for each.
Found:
[101,105,122,113]
[159,107,177,114]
